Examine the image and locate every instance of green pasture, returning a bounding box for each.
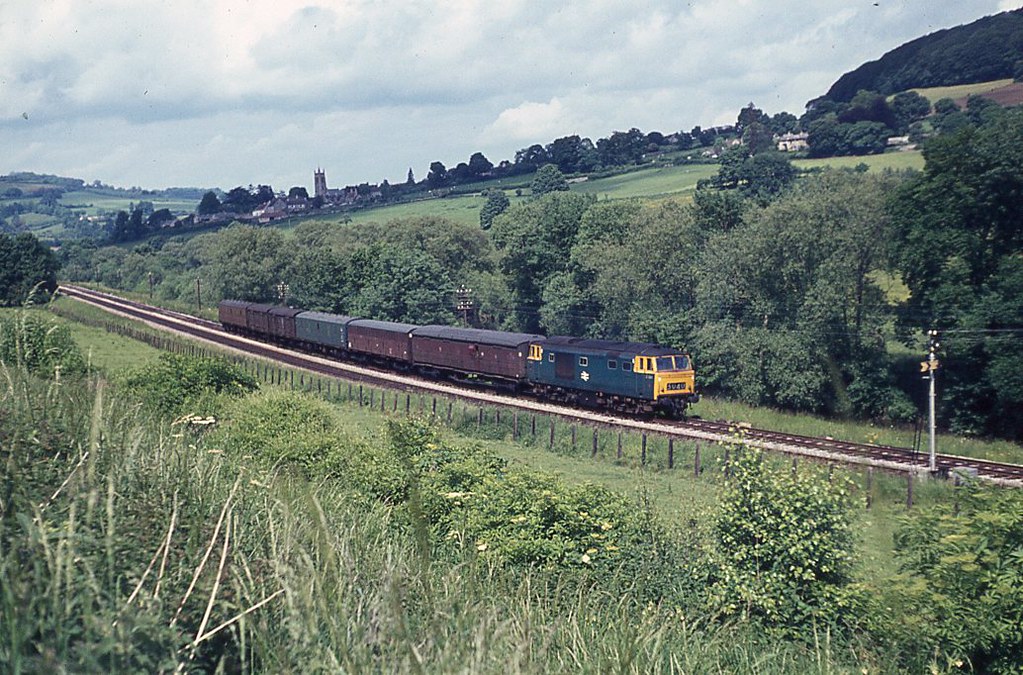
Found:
[2,302,164,373]
[794,150,924,173]
[574,163,718,199]
[272,194,510,231]
[348,194,495,227]
[59,190,198,215]
[908,78,1014,103]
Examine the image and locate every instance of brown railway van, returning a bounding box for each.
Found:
[268,306,303,341]
[218,300,249,332]
[346,319,417,363]
[411,326,543,381]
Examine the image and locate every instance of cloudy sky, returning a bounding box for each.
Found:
[2,1,1018,192]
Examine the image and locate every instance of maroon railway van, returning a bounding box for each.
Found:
[346,319,417,363]
[410,326,543,382]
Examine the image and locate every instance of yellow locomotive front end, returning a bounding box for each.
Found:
[644,354,698,416]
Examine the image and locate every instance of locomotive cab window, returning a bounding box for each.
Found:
[656,357,674,371]
[608,359,617,369]
[622,362,632,371]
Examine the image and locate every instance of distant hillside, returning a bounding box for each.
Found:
[822,8,1023,103]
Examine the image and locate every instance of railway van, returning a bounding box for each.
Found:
[294,311,355,354]
[346,319,417,364]
[411,325,544,384]
[218,300,249,333]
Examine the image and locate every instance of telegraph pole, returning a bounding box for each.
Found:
[148,271,154,300]
[456,285,474,327]
[922,329,940,473]
[195,278,202,312]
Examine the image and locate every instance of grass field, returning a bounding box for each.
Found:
[1,304,164,374]
[573,164,719,199]
[794,150,924,172]
[908,78,1014,103]
[194,359,960,588]
[59,190,198,215]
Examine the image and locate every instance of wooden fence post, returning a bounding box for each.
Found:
[641,434,647,465]
[865,467,873,510]
[513,412,519,441]
[906,474,914,509]
[668,438,675,469]
[549,419,556,449]
[358,385,363,406]
[694,443,701,477]
[592,428,598,457]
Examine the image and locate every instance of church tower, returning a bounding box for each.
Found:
[314,168,327,199]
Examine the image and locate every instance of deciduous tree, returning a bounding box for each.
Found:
[0,232,59,305]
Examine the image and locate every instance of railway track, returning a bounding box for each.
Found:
[57,284,1023,486]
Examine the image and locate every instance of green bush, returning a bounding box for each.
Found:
[119,353,256,417]
[387,417,506,525]
[887,484,1023,673]
[709,444,861,634]
[211,389,351,476]
[0,310,87,378]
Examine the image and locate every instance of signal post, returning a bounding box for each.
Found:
[920,330,940,473]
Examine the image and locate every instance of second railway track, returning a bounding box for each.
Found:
[57,284,1023,487]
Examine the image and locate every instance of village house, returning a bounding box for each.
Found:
[775,132,809,152]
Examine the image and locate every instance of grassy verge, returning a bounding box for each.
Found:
[2,363,884,672]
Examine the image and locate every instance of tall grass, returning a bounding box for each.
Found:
[1,363,885,673]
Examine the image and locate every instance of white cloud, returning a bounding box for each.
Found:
[484,99,573,143]
[0,0,1013,189]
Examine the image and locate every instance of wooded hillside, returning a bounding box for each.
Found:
[822,8,1023,103]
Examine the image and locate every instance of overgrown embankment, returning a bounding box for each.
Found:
[2,311,1021,673]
